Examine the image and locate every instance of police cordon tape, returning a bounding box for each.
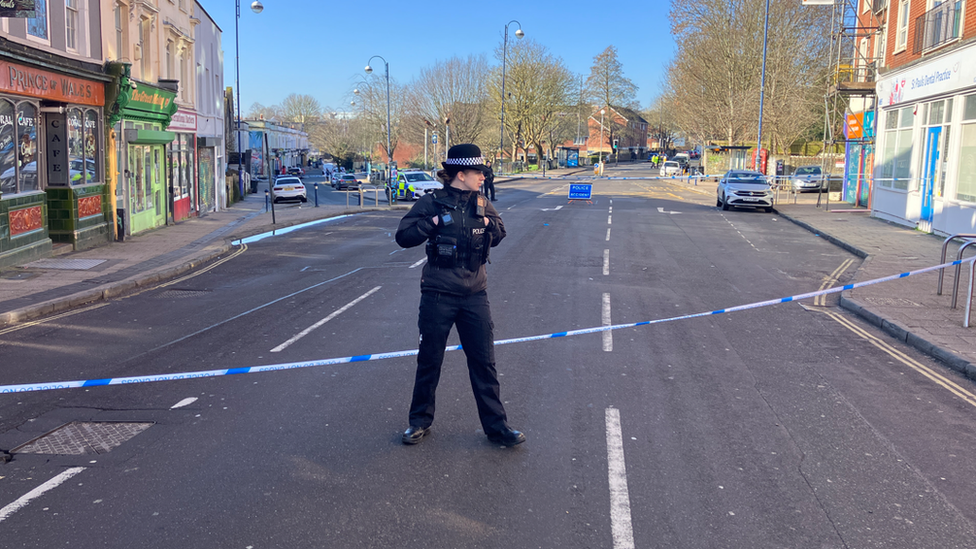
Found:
[3,256,973,394]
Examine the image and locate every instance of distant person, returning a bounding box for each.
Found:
[483,160,496,201]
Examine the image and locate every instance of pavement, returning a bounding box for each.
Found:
[3,167,976,383]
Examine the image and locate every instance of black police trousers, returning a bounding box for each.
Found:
[408,290,509,436]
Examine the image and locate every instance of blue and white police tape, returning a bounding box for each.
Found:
[3,256,973,394]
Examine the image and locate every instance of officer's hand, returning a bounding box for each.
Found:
[431,216,439,226]
[483,217,489,227]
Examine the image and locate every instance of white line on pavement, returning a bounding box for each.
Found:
[602,293,613,352]
[603,250,610,276]
[605,408,635,549]
[606,228,611,241]
[409,258,426,269]
[608,215,612,225]
[0,467,86,524]
[271,286,382,352]
[171,397,198,409]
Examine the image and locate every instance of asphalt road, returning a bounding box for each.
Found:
[2,165,976,548]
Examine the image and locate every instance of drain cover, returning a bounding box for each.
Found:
[157,289,211,299]
[22,258,107,270]
[14,422,153,455]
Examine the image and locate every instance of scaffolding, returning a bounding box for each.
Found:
[822,0,885,208]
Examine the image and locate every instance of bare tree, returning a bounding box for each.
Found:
[246,102,282,121]
[404,55,491,154]
[353,77,404,165]
[280,93,323,129]
[586,46,639,110]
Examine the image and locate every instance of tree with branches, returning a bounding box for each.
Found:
[586,46,639,111]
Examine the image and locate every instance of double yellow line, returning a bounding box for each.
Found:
[0,244,248,337]
[820,308,976,409]
[814,258,855,306]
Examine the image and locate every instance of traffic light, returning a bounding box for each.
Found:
[613,139,618,149]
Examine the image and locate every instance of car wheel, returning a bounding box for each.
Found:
[721,194,730,210]
[764,206,774,213]
[716,196,722,207]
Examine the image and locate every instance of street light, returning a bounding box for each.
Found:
[499,20,524,176]
[599,109,605,176]
[365,56,392,183]
[756,0,771,171]
[235,0,263,200]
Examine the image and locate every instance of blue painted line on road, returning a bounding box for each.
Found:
[231,214,353,246]
[2,256,972,394]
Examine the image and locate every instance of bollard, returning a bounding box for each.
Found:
[314,182,319,207]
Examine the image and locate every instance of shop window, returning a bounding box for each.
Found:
[955,95,976,203]
[27,0,48,40]
[0,100,15,196]
[880,106,914,190]
[84,110,100,183]
[68,108,84,183]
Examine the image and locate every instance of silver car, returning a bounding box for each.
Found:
[790,165,825,192]
[717,170,774,212]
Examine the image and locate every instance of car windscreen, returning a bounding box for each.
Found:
[405,173,433,182]
[727,173,766,182]
[795,166,821,175]
[664,162,679,167]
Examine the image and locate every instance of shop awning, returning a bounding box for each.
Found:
[124,129,176,145]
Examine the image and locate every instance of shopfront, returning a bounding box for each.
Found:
[874,42,976,235]
[0,58,109,267]
[107,64,177,236]
[168,109,197,222]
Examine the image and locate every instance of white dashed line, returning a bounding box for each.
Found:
[605,408,635,549]
[271,286,382,352]
[606,228,611,241]
[608,215,612,225]
[409,258,426,269]
[171,397,198,409]
[603,249,610,276]
[602,293,613,352]
[0,467,86,524]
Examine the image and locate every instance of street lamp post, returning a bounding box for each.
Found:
[365,56,392,184]
[599,109,605,176]
[756,0,771,172]
[235,0,263,201]
[499,20,524,176]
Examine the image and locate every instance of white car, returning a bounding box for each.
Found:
[659,161,681,176]
[790,165,825,192]
[395,171,443,200]
[716,170,773,212]
[272,176,307,203]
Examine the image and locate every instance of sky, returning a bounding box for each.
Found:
[204,0,677,116]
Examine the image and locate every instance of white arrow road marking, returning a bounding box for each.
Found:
[540,206,564,212]
[657,207,682,214]
[606,408,635,549]
[0,467,86,524]
[272,286,382,352]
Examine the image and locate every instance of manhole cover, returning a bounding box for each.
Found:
[157,289,211,299]
[13,422,153,455]
[22,258,107,270]
[1,271,39,280]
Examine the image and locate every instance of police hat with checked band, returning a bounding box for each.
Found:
[442,144,491,174]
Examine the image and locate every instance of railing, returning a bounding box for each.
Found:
[913,0,963,54]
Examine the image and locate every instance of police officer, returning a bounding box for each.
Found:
[483,160,496,201]
[395,144,525,447]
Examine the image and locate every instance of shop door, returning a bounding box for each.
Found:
[921,127,941,223]
[152,147,165,227]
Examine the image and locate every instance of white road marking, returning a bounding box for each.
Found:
[608,215,612,225]
[271,286,382,352]
[603,250,610,276]
[605,408,635,549]
[602,293,613,352]
[0,467,86,524]
[409,258,427,269]
[657,207,681,215]
[171,397,198,409]
[541,205,564,212]
[300,266,310,272]
[606,228,611,241]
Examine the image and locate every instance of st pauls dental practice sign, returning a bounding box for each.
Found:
[878,47,976,108]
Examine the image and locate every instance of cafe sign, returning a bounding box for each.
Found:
[0,59,104,106]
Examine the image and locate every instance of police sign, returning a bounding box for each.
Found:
[568,184,592,200]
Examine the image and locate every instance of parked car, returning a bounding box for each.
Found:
[352,172,371,187]
[790,165,825,192]
[716,170,773,212]
[287,166,305,176]
[660,161,681,176]
[272,176,307,203]
[395,171,443,200]
[334,173,360,190]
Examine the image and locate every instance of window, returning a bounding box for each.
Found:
[880,106,914,190]
[140,18,151,80]
[65,0,78,50]
[875,25,887,66]
[0,101,40,196]
[896,0,910,50]
[166,41,173,79]
[27,0,48,40]
[115,3,123,58]
[956,95,976,202]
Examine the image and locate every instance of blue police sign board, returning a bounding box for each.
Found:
[569,184,592,200]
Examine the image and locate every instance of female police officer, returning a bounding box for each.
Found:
[394,144,525,446]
